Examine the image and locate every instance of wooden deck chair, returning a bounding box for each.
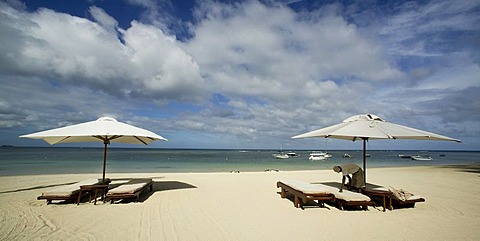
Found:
[106,178,153,203]
[277,179,336,209]
[315,182,375,210]
[277,180,375,210]
[37,178,109,205]
[389,186,425,208]
[332,188,376,210]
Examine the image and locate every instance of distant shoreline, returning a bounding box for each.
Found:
[3,146,478,152]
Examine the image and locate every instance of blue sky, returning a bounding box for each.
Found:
[0,0,479,150]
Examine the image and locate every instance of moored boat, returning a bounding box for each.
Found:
[286,151,299,157]
[343,153,353,158]
[411,155,433,161]
[309,151,331,161]
[272,153,290,159]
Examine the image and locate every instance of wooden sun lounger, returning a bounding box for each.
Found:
[333,190,375,211]
[106,178,153,203]
[277,180,375,210]
[37,178,110,205]
[277,179,335,209]
[391,191,425,208]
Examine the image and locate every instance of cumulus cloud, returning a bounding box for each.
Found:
[0,2,205,100]
[187,1,402,98]
[88,6,119,34]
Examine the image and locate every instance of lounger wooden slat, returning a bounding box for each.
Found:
[106,179,153,203]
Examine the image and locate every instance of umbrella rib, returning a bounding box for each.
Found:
[372,122,394,139]
[108,135,123,142]
[134,136,148,145]
[57,136,71,143]
[93,136,108,142]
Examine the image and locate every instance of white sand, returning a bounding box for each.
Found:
[1,166,479,240]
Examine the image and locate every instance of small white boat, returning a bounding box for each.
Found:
[286,151,299,157]
[411,155,433,161]
[309,151,330,161]
[272,153,290,159]
[343,153,353,158]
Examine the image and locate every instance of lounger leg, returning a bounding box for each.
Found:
[280,188,286,198]
[294,196,299,208]
[93,189,99,205]
[77,190,82,205]
[382,196,387,212]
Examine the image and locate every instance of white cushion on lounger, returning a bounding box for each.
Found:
[279,179,335,195]
[332,190,371,202]
[108,179,152,194]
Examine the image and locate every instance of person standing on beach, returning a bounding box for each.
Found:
[333,163,365,192]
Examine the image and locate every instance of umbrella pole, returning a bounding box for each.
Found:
[362,138,367,184]
[102,141,108,183]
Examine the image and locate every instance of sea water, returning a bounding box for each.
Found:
[0,147,479,176]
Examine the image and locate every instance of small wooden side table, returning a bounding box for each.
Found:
[77,184,109,205]
[362,188,393,212]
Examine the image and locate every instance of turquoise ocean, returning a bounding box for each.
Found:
[1,147,479,176]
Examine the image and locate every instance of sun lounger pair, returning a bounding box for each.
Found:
[277,179,375,210]
[105,178,153,204]
[37,178,110,205]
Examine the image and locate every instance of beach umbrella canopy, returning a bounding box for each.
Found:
[292,114,461,182]
[20,117,167,182]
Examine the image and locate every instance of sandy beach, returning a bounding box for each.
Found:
[1,165,479,240]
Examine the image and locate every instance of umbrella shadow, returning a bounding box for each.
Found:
[0,182,78,194]
[109,179,197,204]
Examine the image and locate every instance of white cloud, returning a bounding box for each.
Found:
[88,6,119,34]
[184,1,403,133]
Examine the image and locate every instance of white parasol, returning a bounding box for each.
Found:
[292,114,460,182]
[20,117,167,182]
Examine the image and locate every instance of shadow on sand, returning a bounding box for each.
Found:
[6,177,197,205]
[439,163,480,174]
[107,179,197,204]
[0,182,78,194]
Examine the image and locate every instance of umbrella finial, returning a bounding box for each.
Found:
[97,117,117,122]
